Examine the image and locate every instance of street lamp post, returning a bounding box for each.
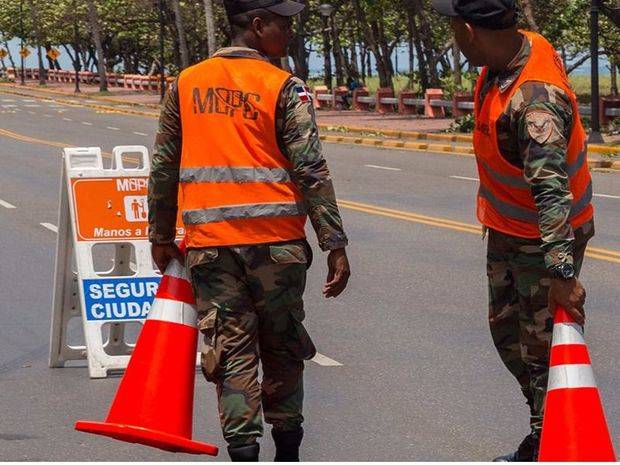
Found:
[319,3,334,90]
[589,0,604,143]
[73,0,81,93]
[19,0,25,85]
[158,0,166,102]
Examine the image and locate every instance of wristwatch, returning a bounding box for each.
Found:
[551,263,576,280]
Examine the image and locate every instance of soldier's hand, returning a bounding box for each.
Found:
[151,243,184,274]
[548,278,586,326]
[324,248,350,298]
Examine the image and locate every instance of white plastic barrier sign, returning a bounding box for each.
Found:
[49,146,184,378]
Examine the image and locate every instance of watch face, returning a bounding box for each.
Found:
[556,263,576,279]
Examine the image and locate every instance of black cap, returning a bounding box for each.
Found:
[432,0,518,30]
[224,0,305,17]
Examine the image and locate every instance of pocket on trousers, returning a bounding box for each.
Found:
[269,242,308,265]
[286,305,317,361]
[199,308,223,383]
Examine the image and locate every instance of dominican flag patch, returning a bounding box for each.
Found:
[295,86,313,104]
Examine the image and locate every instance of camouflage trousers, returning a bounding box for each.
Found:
[187,240,317,447]
[486,226,592,444]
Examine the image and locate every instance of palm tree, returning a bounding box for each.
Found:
[86,0,107,91]
[202,0,216,57]
[170,0,190,69]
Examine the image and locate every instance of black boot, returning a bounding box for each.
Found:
[493,434,537,462]
[272,427,304,462]
[228,443,260,462]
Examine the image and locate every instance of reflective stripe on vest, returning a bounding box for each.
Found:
[183,201,306,226]
[473,31,594,238]
[479,180,593,223]
[177,57,307,248]
[180,166,292,184]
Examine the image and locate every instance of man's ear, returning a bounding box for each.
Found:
[464,22,476,44]
[252,16,265,37]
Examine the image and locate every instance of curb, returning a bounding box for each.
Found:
[319,134,620,171]
[318,123,620,156]
[0,82,160,109]
[0,85,159,118]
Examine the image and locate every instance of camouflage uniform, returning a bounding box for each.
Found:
[148,47,348,447]
[478,35,595,449]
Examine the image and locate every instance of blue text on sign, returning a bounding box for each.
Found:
[83,277,161,321]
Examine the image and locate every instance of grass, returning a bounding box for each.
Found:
[309,74,613,99]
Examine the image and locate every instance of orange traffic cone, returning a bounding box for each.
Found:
[538,306,616,461]
[75,253,219,456]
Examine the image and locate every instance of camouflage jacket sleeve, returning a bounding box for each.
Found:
[514,82,575,269]
[276,77,348,251]
[148,79,181,244]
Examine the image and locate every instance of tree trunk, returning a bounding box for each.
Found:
[202,0,217,56]
[289,0,310,80]
[330,15,346,86]
[410,11,429,90]
[170,0,190,69]
[3,41,17,70]
[351,0,393,89]
[521,0,539,32]
[610,54,618,96]
[87,0,108,91]
[453,41,462,90]
[26,0,46,84]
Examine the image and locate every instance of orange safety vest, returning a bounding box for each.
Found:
[473,31,593,239]
[177,56,307,248]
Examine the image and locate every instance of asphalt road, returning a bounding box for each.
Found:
[0,91,619,461]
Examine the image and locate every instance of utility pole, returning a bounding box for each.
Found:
[589,0,604,143]
[19,0,25,85]
[158,0,166,102]
[73,0,81,93]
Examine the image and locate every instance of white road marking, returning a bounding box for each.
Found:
[107,126,120,131]
[21,99,36,102]
[364,164,402,171]
[43,114,53,118]
[82,121,93,126]
[1,104,17,108]
[0,199,17,209]
[62,117,73,122]
[450,175,480,182]
[311,353,343,367]
[133,131,149,136]
[23,104,41,107]
[1,99,16,102]
[450,175,619,200]
[40,223,58,233]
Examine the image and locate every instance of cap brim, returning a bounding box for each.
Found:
[431,0,458,17]
[265,0,305,16]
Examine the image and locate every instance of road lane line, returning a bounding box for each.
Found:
[365,164,402,171]
[133,131,149,136]
[1,99,15,102]
[450,176,618,200]
[1,104,16,108]
[23,104,42,107]
[450,175,479,182]
[40,223,58,233]
[82,121,93,126]
[107,126,120,131]
[338,199,620,265]
[311,353,343,367]
[43,114,53,118]
[0,199,17,209]
[62,117,73,121]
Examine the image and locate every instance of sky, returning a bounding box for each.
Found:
[3,36,605,78]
